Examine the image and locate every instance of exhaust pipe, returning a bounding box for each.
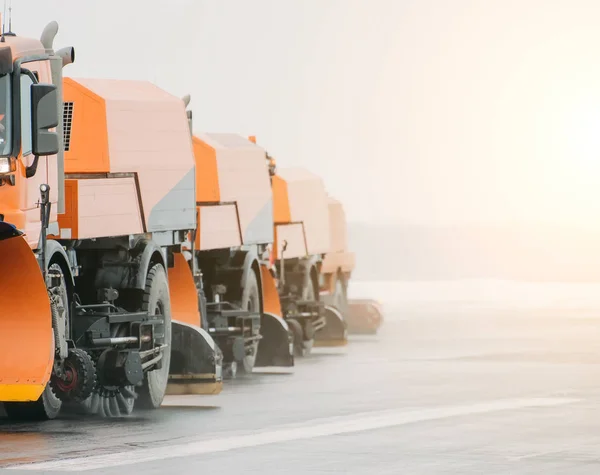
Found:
[40,21,58,52]
[40,22,75,215]
[182,94,193,135]
[56,46,75,67]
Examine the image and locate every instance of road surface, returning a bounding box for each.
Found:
[2,299,600,473]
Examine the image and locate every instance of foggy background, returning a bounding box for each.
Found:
[13,0,600,281]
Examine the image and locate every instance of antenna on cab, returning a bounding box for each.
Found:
[7,0,12,35]
[1,0,6,43]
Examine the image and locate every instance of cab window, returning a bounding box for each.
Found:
[0,74,12,156]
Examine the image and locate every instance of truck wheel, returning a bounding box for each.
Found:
[287,319,306,357]
[136,264,172,410]
[239,270,260,374]
[300,275,317,354]
[4,384,62,421]
[333,275,348,315]
[51,348,96,402]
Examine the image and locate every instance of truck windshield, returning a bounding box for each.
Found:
[0,74,11,156]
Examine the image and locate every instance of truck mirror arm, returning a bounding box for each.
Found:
[25,155,39,178]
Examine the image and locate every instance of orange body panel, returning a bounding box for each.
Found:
[272,168,330,256]
[56,177,145,240]
[56,179,79,238]
[272,175,291,224]
[63,78,110,173]
[167,253,201,327]
[193,136,220,203]
[193,133,273,247]
[260,265,282,316]
[195,204,242,251]
[61,78,196,234]
[0,237,53,401]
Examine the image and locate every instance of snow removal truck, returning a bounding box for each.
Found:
[318,197,383,335]
[263,152,348,355]
[0,22,222,420]
[169,123,293,382]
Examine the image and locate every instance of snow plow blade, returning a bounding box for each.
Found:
[255,312,294,368]
[0,235,53,402]
[167,323,223,395]
[345,299,384,334]
[314,305,348,347]
[167,254,223,395]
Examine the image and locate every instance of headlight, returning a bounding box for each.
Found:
[0,157,14,174]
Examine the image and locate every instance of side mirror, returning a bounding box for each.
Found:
[31,83,59,156]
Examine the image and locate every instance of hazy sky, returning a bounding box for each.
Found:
[12,0,600,226]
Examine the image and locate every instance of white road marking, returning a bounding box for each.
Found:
[8,397,578,472]
[251,366,295,374]
[507,449,565,461]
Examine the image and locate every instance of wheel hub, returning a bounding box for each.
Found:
[50,349,96,402]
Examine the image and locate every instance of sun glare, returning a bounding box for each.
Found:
[565,98,600,174]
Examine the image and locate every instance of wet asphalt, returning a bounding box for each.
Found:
[3,301,600,473]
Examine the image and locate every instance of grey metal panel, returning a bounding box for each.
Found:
[242,198,274,245]
[148,168,196,232]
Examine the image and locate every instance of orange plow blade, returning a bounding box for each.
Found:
[167,253,223,394]
[0,236,53,402]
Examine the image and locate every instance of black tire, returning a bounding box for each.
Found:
[222,362,238,380]
[4,384,62,421]
[300,273,316,353]
[136,264,172,410]
[332,274,348,315]
[51,349,96,402]
[238,271,260,374]
[287,319,305,357]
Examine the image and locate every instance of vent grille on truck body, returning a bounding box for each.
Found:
[63,101,74,151]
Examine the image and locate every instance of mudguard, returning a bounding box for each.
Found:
[255,312,293,367]
[260,265,281,315]
[345,299,384,334]
[45,240,74,287]
[255,266,293,367]
[313,305,348,347]
[0,236,54,402]
[167,253,223,394]
[168,253,201,328]
[167,322,223,395]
